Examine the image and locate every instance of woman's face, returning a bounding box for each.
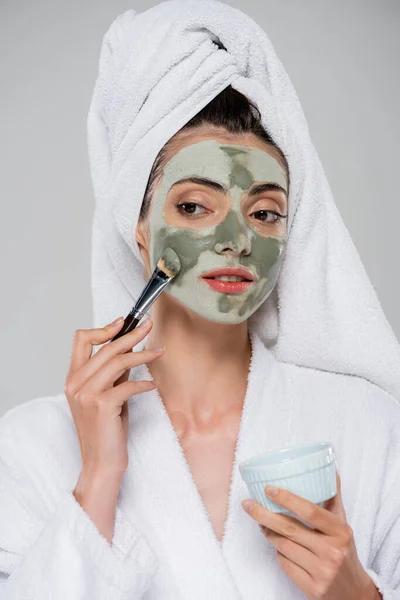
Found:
[136,132,288,324]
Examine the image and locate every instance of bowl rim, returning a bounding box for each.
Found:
[239,441,334,471]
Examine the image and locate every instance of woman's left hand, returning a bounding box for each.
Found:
[241,470,382,600]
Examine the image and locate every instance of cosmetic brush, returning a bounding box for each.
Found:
[110,247,181,342]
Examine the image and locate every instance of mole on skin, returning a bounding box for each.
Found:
[148,138,288,324]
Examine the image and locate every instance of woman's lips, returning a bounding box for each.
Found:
[199,267,256,294]
[200,277,254,294]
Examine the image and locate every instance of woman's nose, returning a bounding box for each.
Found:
[215,234,251,257]
[214,212,252,257]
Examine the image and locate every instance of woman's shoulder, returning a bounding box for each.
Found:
[0,392,72,437]
[0,393,79,483]
[278,359,400,433]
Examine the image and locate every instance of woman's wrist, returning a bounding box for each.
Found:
[73,469,123,544]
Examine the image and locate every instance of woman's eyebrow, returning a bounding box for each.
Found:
[170,177,287,196]
[170,176,226,192]
[249,182,287,197]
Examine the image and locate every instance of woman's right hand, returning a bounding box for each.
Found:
[64,316,163,482]
[64,316,164,543]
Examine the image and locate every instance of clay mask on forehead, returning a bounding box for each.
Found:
[147,138,288,324]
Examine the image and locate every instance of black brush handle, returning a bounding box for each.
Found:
[110,313,142,342]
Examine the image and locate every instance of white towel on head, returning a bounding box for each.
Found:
[87,0,400,400]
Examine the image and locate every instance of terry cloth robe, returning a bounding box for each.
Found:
[1,328,399,599]
[2,0,400,598]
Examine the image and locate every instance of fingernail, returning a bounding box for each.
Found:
[139,317,151,327]
[242,500,254,512]
[265,485,278,497]
[152,347,165,352]
[108,316,124,327]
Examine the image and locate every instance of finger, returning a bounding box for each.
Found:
[261,529,320,576]
[67,317,126,376]
[262,485,343,536]
[67,319,154,392]
[275,552,315,598]
[81,349,164,394]
[103,317,154,355]
[246,502,333,557]
[323,470,347,522]
[100,379,157,411]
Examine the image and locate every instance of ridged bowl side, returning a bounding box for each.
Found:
[246,463,337,517]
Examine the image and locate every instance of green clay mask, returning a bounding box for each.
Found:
[147,138,288,324]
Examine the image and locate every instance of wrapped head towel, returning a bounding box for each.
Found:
[87,0,400,400]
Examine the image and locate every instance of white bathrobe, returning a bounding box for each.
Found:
[2,1,400,598]
[1,329,399,599]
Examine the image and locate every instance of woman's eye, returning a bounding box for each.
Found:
[250,209,287,225]
[176,203,287,224]
[177,202,207,216]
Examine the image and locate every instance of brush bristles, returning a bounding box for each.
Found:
[157,247,181,278]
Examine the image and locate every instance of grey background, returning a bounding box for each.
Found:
[1,0,399,417]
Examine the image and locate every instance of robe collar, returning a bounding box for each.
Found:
[114,328,297,598]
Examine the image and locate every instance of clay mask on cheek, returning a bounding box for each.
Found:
[148,139,288,324]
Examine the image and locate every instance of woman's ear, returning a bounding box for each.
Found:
[135,219,151,276]
[135,218,146,249]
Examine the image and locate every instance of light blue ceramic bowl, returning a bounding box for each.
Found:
[239,442,337,520]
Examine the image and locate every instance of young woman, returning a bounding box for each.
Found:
[1,2,399,599]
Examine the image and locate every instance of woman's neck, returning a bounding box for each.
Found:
[143,300,252,426]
